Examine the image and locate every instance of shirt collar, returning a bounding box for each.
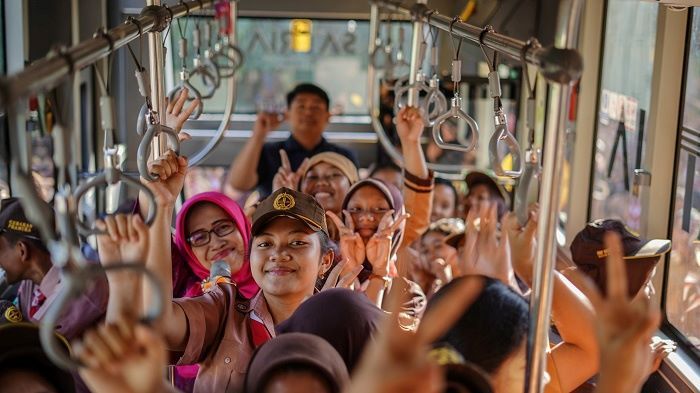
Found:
[38,265,61,298]
[283,135,328,153]
[249,290,276,337]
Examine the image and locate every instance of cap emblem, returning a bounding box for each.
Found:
[4,304,22,323]
[273,192,295,211]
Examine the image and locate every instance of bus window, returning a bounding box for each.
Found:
[170,17,411,116]
[666,8,700,354]
[589,0,659,232]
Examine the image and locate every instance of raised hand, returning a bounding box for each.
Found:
[460,201,514,286]
[395,106,425,144]
[144,150,188,206]
[366,210,408,277]
[502,203,538,286]
[253,111,285,140]
[271,150,310,191]
[569,233,661,393]
[326,210,366,270]
[320,259,364,291]
[96,214,149,266]
[75,322,170,393]
[164,87,199,138]
[346,276,485,393]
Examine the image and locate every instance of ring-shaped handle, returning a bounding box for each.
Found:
[514,149,541,226]
[423,89,448,126]
[202,56,221,89]
[393,82,430,116]
[431,106,479,152]
[488,123,523,178]
[73,171,158,235]
[190,64,218,99]
[40,262,164,371]
[213,43,244,78]
[371,46,387,70]
[136,103,148,136]
[137,124,181,182]
[391,75,409,92]
[167,83,204,119]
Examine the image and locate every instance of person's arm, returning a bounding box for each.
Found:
[95,214,149,323]
[225,112,283,191]
[396,107,428,179]
[140,154,190,349]
[503,212,599,392]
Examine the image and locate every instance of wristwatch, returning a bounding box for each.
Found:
[369,273,392,289]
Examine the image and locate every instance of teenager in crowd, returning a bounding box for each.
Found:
[432,179,459,223]
[244,333,349,393]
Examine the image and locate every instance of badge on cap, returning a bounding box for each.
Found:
[273,192,295,211]
[4,305,22,323]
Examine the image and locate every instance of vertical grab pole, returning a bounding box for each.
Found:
[525,0,584,392]
[147,0,167,159]
[407,0,426,106]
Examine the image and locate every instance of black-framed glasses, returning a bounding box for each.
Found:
[187,220,237,247]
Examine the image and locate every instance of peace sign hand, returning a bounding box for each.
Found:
[568,233,661,393]
[346,276,486,393]
[272,150,310,192]
[326,210,365,271]
[320,259,365,291]
[366,210,409,277]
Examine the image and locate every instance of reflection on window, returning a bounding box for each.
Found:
[589,0,658,231]
[171,18,410,116]
[666,9,700,352]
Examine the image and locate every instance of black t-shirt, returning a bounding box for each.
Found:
[256,136,358,196]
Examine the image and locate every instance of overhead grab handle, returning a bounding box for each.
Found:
[212,1,243,78]
[40,262,164,371]
[432,96,479,152]
[137,123,181,182]
[191,19,219,99]
[480,26,522,179]
[393,72,430,116]
[514,38,543,226]
[201,19,222,89]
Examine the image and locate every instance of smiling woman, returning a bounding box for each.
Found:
[300,152,360,216]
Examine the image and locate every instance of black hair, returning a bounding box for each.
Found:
[286,83,330,109]
[260,363,334,393]
[435,178,459,207]
[428,277,529,374]
[0,231,49,255]
[368,161,402,177]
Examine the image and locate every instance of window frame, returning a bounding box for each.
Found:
[660,6,700,362]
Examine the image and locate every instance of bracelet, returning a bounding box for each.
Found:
[369,273,391,289]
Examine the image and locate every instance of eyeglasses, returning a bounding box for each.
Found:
[346,207,391,218]
[187,220,237,247]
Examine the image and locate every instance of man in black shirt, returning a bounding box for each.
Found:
[226,83,358,196]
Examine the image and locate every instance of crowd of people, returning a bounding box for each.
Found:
[0,83,678,393]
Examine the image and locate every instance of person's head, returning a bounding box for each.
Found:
[463,172,508,219]
[368,162,403,190]
[429,277,529,393]
[276,288,385,372]
[300,153,359,215]
[286,83,331,140]
[250,188,334,301]
[420,219,464,265]
[245,332,349,393]
[0,198,52,285]
[432,179,458,222]
[0,323,74,393]
[174,192,259,298]
[570,219,671,298]
[342,179,405,248]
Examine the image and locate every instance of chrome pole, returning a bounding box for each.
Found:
[407,0,427,106]
[147,0,167,158]
[525,0,584,392]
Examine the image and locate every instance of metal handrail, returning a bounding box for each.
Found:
[0,0,215,107]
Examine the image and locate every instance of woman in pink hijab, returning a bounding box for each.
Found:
[171,191,258,298]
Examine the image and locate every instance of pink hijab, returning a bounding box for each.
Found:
[172,192,259,299]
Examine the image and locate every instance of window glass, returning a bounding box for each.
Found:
[170,17,410,116]
[666,8,700,352]
[589,0,658,231]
